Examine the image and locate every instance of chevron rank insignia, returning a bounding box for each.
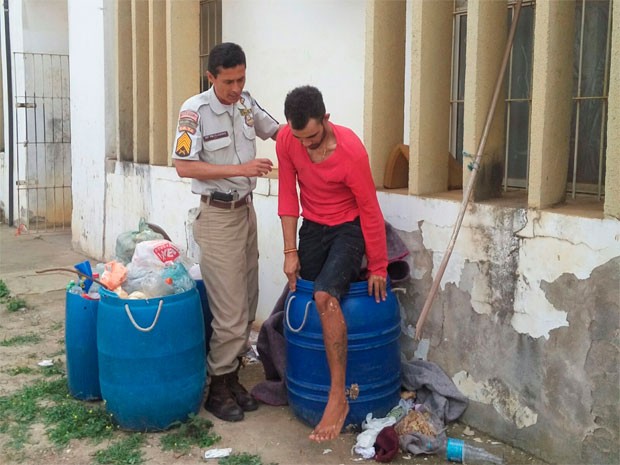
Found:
[175,131,192,157]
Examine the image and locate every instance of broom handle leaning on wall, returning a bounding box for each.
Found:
[415,0,523,340]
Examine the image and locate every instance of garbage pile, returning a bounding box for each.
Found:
[66,220,199,300]
[352,396,503,464]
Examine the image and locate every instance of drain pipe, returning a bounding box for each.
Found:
[2,0,14,226]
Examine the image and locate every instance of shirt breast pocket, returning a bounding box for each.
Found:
[204,136,232,153]
[242,125,256,141]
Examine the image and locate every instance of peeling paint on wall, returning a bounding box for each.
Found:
[453,371,538,429]
[512,211,620,339]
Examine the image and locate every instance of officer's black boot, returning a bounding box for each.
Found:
[227,366,258,412]
[204,374,244,422]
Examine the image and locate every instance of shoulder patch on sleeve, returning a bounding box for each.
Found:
[175,132,192,157]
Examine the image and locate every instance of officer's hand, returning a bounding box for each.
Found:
[244,158,273,177]
[283,253,300,292]
[367,274,387,303]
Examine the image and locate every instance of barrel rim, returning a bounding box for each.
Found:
[99,286,198,305]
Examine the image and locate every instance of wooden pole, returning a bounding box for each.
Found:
[415,0,524,340]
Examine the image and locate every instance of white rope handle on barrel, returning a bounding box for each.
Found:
[285,296,312,333]
[124,300,164,332]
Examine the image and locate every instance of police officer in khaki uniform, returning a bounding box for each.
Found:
[172,42,280,422]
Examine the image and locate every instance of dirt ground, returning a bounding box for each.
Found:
[0,227,550,465]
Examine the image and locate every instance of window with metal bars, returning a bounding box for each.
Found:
[449,0,611,198]
[200,0,222,92]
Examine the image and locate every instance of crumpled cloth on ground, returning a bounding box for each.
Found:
[398,360,469,455]
[374,426,400,462]
[352,413,398,459]
[250,221,411,406]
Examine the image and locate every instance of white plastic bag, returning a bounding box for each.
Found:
[131,240,181,269]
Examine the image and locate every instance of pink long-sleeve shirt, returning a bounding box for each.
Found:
[276,123,387,277]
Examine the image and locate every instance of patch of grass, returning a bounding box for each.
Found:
[39,360,66,377]
[43,400,115,447]
[0,378,67,451]
[160,414,220,454]
[3,366,36,376]
[219,452,277,465]
[50,347,66,357]
[92,433,146,465]
[0,333,42,347]
[2,423,31,451]
[6,298,28,312]
[0,280,29,312]
[51,321,63,331]
[0,280,9,299]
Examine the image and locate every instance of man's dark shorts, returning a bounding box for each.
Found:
[298,217,365,299]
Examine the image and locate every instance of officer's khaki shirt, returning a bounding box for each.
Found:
[171,87,279,197]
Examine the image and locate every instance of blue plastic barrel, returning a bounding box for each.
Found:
[284,278,401,428]
[97,287,206,431]
[65,291,101,400]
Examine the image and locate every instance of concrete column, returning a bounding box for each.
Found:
[604,0,620,219]
[117,0,133,161]
[408,0,452,195]
[462,0,506,201]
[132,0,149,163]
[167,0,200,165]
[149,0,167,165]
[528,1,575,209]
[363,0,406,186]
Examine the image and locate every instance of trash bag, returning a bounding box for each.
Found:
[115,218,164,264]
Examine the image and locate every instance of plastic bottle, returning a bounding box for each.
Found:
[141,273,174,298]
[67,280,83,295]
[441,437,504,464]
[87,273,101,299]
[161,262,195,294]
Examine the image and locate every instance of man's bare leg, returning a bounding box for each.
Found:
[309,291,349,442]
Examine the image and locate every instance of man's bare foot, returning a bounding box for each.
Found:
[309,397,350,442]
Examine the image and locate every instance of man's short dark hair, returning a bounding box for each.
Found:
[208,42,246,77]
[284,86,326,130]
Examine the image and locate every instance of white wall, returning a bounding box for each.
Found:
[222,0,367,166]
[22,0,69,54]
[67,0,107,256]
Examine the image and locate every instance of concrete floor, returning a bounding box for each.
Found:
[0,224,550,465]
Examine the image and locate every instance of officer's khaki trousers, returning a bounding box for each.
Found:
[193,202,258,376]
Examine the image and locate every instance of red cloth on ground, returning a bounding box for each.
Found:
[374,425,400,462]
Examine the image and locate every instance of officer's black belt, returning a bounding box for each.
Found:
[201,193,252,210]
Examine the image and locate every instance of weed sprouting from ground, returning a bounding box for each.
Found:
[3,366,36,376]
[0,280,28,312]
[0,377,115,451]
[0,333,42,347]
[218,452,277,465]
[92,433,146,465]
[43,400,115,447]
[0,280,9,299]
[160,414,220,454]
[6,298,28,312]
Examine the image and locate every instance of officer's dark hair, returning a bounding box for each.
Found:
[284,86,326,130]
[208,42,246,77]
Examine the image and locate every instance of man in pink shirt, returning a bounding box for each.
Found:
[276,85,388,442]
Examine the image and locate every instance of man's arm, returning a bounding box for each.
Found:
[174,158,273,180]
[280,215,300,292]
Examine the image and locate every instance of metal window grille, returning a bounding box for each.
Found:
[449,7,467,165]
[504,1,534,190]
[450,0,610,198]
[568,0,611,199]
[200,0,222,92]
